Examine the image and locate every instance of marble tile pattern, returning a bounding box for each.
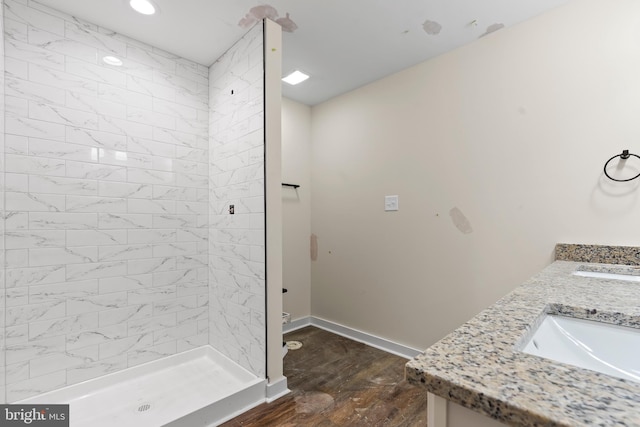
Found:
[208,23,266,378]
[555,243,640,265]
[406,259,640,426]
[3,0,210,402]
[0,0,6,405]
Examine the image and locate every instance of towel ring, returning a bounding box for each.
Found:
[603,150,640,182]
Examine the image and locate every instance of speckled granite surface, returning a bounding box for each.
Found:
[555,243,640,265]
[406,260,640,426]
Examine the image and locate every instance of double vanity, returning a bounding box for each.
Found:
[406,244,640,426]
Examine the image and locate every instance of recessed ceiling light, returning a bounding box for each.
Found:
[282,70,310,85]
[102,56,123,66]
[129,0,157,15]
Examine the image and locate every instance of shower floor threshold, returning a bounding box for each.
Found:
[17,345,266,427]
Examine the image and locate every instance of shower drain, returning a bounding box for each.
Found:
[138,403,152,412]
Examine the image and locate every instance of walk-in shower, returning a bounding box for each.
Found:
[0,1,283,424]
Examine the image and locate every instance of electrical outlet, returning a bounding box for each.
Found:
[385,195,399,211]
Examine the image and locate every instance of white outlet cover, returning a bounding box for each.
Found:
[385,195,399,211]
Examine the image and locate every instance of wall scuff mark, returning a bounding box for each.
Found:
[276,13,298,33]
[422,20,442,35]
[239,5,298,33]
[239,5,278,28]
[310,234,318,261]
[479,23,505,38]
[449,207,474,234]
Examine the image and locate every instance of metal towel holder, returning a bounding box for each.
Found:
[603,149,640,182]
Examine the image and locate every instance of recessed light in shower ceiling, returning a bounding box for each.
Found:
[129,0,157,15]
[282,70,310,86]
[102,56,123,66]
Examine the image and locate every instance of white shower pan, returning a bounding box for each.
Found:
[521,315,640,383]
[17,346,266,427]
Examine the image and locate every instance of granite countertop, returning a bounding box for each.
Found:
[406,260,640,426]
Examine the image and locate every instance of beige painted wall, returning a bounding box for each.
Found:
[310,0,640,349]
[282,98,312,321]
[265,19,285,387]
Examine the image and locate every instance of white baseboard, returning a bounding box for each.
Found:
[265,376,289,403]
[282,316,311,333]
[283,316,422,360]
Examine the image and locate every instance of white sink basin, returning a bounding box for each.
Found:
[521,315,640,383]
[572,270,640,282]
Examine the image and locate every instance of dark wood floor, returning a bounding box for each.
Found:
[222,326,428,426]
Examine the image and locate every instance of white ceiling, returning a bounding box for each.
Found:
[35,0,571,106]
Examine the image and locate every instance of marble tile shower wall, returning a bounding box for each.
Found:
[3,0,209,402]
[208,24,266,378]
[0,0,5,405]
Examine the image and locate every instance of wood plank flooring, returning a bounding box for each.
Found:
[221,326,428,426]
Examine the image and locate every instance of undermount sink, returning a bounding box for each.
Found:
[521,315,640,383]
[572,265,640,282]
[572,270,640,282]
